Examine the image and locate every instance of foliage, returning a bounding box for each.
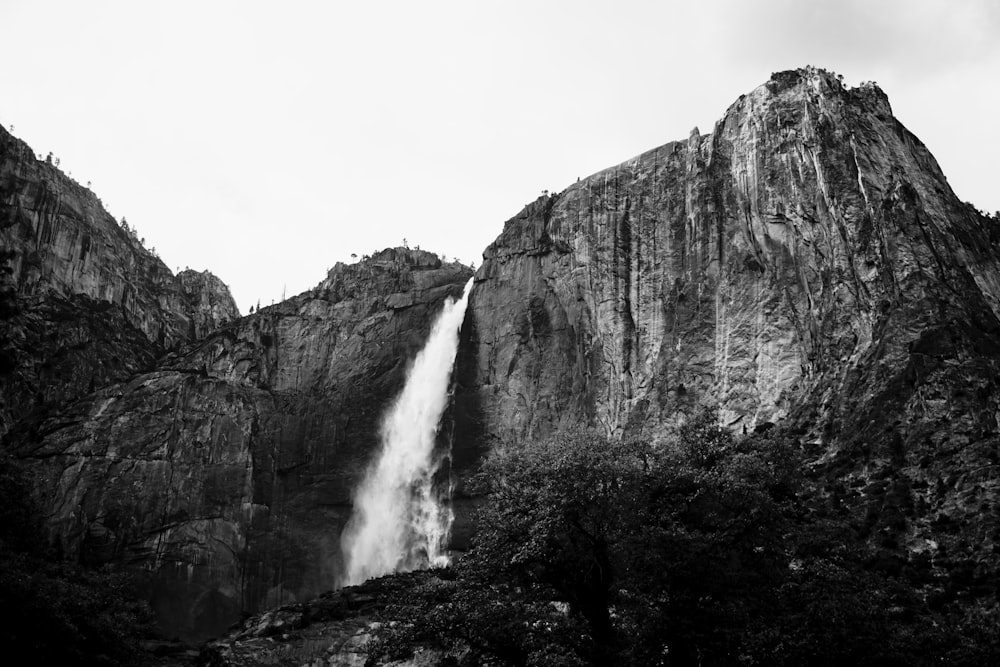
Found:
[371,410,1000,665]
[368,572,592,666]
[464,414,805,664]
[0,451,155,665]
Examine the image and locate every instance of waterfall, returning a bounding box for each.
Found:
[339,277,474,586]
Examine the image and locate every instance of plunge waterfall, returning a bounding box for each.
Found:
[339,277,474,586]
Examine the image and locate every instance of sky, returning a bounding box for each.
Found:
[1,0,997,314]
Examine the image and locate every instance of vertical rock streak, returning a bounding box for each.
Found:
[340,278,474,585]
[465,69,1000,447]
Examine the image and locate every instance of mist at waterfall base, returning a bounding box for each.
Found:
[339,278,474,587]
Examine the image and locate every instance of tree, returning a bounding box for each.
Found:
[466,412,806,663]
[371,412,999,665]
[472,429,629,649]
[369,416,798,664]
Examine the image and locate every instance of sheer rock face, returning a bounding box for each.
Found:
[0,125,238,433]
[458,69,1000,582]
[10,248,471,640]
[461,69,1000,441]
[176,269,241,342]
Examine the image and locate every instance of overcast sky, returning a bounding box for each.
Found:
[2,0,997,314]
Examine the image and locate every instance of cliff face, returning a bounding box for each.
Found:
[6,68,1000,649]
[177,269,241,342]
[462,70,1000,441]
[0,125,238,434]
[458,68,1000,590]
[9,248,471,640]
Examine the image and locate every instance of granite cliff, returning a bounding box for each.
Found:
[456,66,1000,616]
[460,68,1000,441]
[6,247,471,640]
[2,122,473,640]
[0,124,239,434]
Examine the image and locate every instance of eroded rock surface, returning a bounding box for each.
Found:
[0,125,238,433]
[457,67,1000,602]
[177,269,241,343]
[9,248,471,640]
[461,70,1000,441]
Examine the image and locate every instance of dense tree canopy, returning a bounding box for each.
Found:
[370,411,1000,666]
[0,452,155,666]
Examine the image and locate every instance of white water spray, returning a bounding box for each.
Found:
[339,278,474,586]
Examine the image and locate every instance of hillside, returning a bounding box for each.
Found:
[2,67,999,663]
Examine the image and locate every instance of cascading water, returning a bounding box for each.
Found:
[339,277,474,586]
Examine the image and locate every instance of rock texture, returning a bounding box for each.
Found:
[8,248,471,640]
[199,571,456,667]
[6,68,1000,656]
[177,269,241,343]
[457,67,1000,602]
[0,125,238,433]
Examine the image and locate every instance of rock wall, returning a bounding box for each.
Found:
[5,68,1000,645]
[177,269,241,342]
[8,248,471,640]
[461,68,1000,441]
[0,125,238,433]
[458,68,1000,592]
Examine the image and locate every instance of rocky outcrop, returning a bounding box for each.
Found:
[457,68,1000,601]
[0,125,238,433]
[176,269,240,343]
[199,571,457,667]
[8,248,471,640]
